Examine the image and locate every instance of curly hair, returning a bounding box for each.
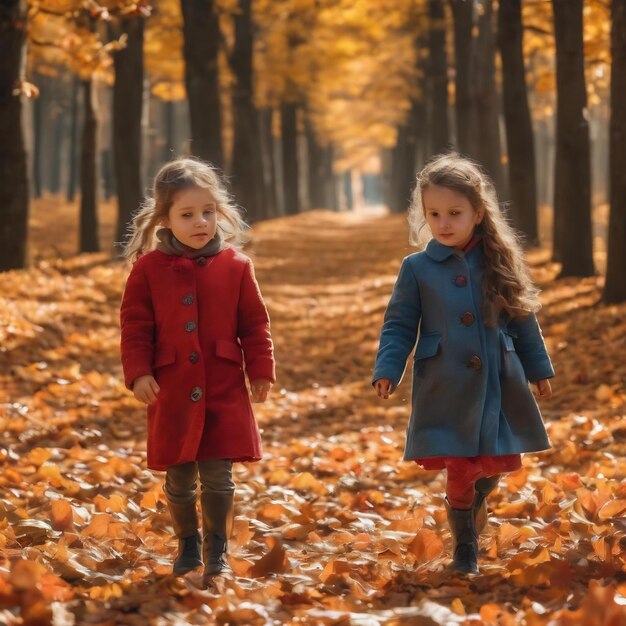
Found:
[408,153,541,325]
[122,157,248,262]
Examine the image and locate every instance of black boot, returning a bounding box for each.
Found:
[445,498,479,574]
[166,498,203,575]
[472,475,500,533]
[201,491,234,577]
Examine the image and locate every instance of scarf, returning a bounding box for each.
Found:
[155,228,223,259]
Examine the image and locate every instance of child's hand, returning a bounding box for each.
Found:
[250,378,272,403]
[532,378,552,400]
[133,375,160,404]
[374,378,394,399]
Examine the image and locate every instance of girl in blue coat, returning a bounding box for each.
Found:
[373,153,554,574]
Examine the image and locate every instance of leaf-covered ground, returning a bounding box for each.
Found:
[1,206,626,625]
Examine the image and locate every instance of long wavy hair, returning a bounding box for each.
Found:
[123,158,248,262]
[408,153,541,324]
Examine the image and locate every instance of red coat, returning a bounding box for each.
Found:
[120,247,275,470]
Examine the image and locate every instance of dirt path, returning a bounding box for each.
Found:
[1,210,626,624]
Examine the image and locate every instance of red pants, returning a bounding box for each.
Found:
[416,454,522,509]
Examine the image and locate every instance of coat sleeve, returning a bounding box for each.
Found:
[119,261,156,390]
[507,312,555,382]
[237,260,275,383]
[372,257,422,387]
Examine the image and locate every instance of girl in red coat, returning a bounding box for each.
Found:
[120,158,275,580]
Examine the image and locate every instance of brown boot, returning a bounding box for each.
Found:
[167,498,203,575]
[201,491,234,578]
[473,475,500,533]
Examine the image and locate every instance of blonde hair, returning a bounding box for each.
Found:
[408,153,541,324]
[123,157,248,262]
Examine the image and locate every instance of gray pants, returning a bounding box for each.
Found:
[164,460,234,505]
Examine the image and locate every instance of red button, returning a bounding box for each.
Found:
[461,312,475,326]
[454,275,467,287]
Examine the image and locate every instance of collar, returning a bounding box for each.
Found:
[155,228,223,258]
[424,235,482,262]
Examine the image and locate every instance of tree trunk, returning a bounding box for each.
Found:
[230,0,265,222]
[324,145,339,211]
[32,72,45,198]
[50,97,65,194]
[163,99,175,160]
[343,171,353,210]
[552,0,594,276]
[498,0,538,244]
[389,113,417,214]
[79,79,99,253]
[475,0,503,192]
[112,17,144,247]
[306,118,326,210]
[450,0,478,157]
[604,0,626,303]
[427,0,450,156]
[390,33,425,215]
[281,101,300,215]
[259,108,279,216]
[67,74,79,202]
[181,0,223,167]
[0,0,28,271]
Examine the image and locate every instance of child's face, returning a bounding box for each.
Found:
[163,186,218,249]
[422,184,482,250]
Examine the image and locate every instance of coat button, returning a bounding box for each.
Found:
[185,321,197,332]
[467,355,482,370]
[197,257,207,266]
[189,351,199,364]
[183,294,194,305]
[461,312,475,326]
[454,275,467,287]
[190,386,203,401]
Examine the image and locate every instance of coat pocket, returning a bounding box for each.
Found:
[414,333,442,361]
[153,346,176,368]
[215,339,243,365]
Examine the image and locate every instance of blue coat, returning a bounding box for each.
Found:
[372,239,554,460]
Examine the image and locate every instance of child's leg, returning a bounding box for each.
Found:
[444,459,483,574]
[473,474,501,533]
[164,462,203,574]
[198,460,235,577]
[445,458,483,509]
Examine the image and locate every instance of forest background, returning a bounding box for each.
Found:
[1,0,626,624]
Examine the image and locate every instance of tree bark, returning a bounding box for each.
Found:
[259,108,279,216]
[343,171,353,210]
[427,0,450,156]
[163,99,175,161]
[50,90,66,194]
[79,78,99,253]
[389,104,419,215]
[32,72,45,198]
[552,0,594,276]
[475,0,504,192]
[450,0,478,157]
[181,0,223,167]
[324,145,339,211]
[230,0,265,222]
[281,101,300,215]
[306,118,326,210]
[112,17,144,246]
[67,74,79,202]
[0,0,28,271]
[498,0,538,244]
[604,0,626,302]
